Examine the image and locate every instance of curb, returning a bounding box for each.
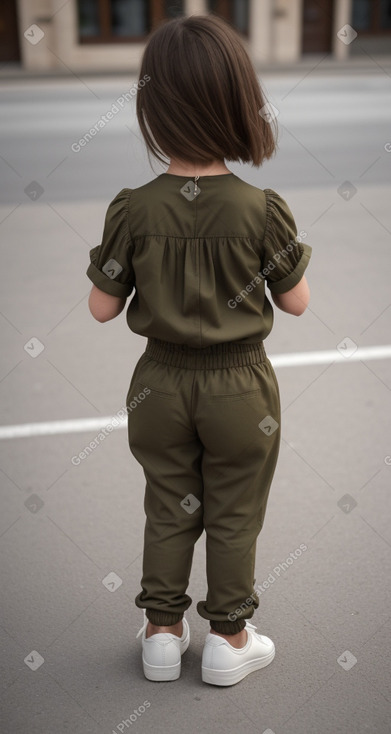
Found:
[1,56,391,82]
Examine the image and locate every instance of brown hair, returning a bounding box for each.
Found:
[136,14,277,168]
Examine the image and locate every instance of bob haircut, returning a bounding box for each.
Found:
[136,14,277,168]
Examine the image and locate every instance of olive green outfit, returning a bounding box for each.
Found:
[86,173,312,634]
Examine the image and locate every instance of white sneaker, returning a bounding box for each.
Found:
[136,610,190,681]
[201,620,275,686]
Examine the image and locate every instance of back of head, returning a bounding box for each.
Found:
[136,14,277,168]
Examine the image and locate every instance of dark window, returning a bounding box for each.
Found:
[163,1,185,18]
[111,0,148,36]
[207,0,249,36]
[380,0,391,29]
[352,0,391,33]
[352,0,372,30]
[78,0,185,43]
[302,0,333,54]
[78,0,101,37]
[0,0,21,61]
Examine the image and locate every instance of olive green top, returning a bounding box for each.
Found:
[86,173,312,347]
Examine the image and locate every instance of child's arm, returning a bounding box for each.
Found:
[270,275,310,316]
[88,285,127,322]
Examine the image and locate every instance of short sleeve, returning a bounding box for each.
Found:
[260,189,312,294]
[86,189,135,298]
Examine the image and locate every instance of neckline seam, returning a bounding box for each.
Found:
[159,173,235,179]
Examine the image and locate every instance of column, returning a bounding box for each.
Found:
[272,0,303,63]
[333,0,353,60]
[249,0,272,66]
[185,0,208,15]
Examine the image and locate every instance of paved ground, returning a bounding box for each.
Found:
[0,61,390,734]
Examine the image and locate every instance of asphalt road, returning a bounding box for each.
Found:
[0,65,390,734]
[1,69,391,203]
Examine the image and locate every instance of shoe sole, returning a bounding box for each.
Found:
[201,647,275,686]
[142,657,181,681]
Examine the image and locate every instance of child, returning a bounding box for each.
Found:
[87,14,312,687]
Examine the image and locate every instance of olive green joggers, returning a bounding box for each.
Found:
[127,338,281,634]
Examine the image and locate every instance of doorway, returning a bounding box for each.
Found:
[302,0,334,53]
[0,0,20,62]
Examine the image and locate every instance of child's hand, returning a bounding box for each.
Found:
[88,285,127,322]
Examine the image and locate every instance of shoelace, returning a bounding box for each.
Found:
[135,609,148,639]
[245,621,258,631]
[245,620,266,641]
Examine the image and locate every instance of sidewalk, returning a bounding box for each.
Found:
[1,54,391,82]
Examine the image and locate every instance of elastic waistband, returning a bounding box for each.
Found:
[145,338,267,369]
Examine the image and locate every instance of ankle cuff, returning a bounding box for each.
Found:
[210,618,246,634]
[146,609,183,626]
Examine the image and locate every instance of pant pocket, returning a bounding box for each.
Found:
[125,353,148,406]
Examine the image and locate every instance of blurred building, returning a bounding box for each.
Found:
[1,0,391,72]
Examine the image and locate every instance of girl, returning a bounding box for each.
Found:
[87,14,312,687]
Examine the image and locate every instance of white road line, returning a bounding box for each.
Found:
[271,344,391,367]
[0,345,390,440]
[0,416,127,440]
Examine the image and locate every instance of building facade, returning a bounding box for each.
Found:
[1,0,391,72]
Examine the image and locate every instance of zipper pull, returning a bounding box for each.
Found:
[194,175,199,196]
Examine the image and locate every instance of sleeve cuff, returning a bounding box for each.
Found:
[267,243,312,294]
[86,261,134,298]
